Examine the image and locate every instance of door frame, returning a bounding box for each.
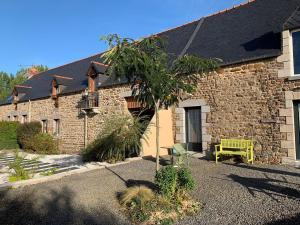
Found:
[185,106,202,152]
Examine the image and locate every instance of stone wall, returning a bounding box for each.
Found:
[174,58,289,163]
[0,86,132,154]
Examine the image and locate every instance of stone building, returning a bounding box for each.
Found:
[1,0,300,165]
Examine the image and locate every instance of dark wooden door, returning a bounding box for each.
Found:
[294,101,300,159]
[185,107,202,152]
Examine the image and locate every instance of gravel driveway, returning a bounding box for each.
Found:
[0,157,299,225]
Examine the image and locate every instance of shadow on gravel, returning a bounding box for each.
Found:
[223,162,300,177]
[0,187,127,225]
[228,174,300,201]
[142,156,172,166]
[264,213,300,225]
[105,166,156,190]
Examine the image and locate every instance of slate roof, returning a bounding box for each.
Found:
[1,0,300,105]
[284,6,300,30]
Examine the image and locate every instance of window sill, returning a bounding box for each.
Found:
[288,75,300,81]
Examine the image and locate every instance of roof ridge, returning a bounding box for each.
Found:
[15,85,32,89]
[53,75,74,80]
[91,61,108,67]
[27,52,104,79]
[154,0,257,36]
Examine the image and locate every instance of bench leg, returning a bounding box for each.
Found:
[215,146,219,164]
[250,148,254,164]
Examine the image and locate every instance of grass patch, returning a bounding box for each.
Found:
[40,167,57,176]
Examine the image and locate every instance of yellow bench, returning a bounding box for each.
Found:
[215,139,254,164]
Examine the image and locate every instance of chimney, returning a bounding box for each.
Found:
[26,67,39,79]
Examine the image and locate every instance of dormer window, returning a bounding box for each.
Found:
[292,30,300,75]
[87,61,108,92]
[88,75,96,92]
[51,75,73,107]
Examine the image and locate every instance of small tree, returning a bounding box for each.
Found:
[102,34,219,171]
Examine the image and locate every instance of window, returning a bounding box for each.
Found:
[22,115,28,124]
[292,30,300,75]
[13,115,18,122]
[41,120,48,133]
[54,119,60,136]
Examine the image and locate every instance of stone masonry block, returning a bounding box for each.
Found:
[285,91,293,100]
[285,100,293,108]
[285,117,294,125]
[281,140,294,149]
[280,124,294,133]
[282,30,290,39]
[279,108,293,117]
[288,148,296,158]
[294,92,300,100]
[201,106,211,113]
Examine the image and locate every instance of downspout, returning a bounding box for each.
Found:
[28,100,31,122]
[83,110,88,149]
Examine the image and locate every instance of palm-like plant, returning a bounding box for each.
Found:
[102,34,219,170]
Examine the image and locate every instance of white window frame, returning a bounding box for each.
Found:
[290,29,300,76]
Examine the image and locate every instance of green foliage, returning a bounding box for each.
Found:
[40,167,57,176]
[102,34,219,110]
[16,122,42,149]
[155,166,178,199]
[0,121,19,149]
[8,152,31,182]
[155,166,197,199]
[177,167,196,192]
[24,133,58,154]
[82,114,148,163]
[0,65,48,101]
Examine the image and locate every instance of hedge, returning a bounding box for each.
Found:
[0,121,19,150]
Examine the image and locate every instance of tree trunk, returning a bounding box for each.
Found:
[155,104,160,171]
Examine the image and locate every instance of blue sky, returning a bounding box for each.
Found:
[0,0,245,74]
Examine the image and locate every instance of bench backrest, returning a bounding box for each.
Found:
[220,139,253,149]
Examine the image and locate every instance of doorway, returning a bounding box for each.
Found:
[293,101,300,159]
[185,107,202,152]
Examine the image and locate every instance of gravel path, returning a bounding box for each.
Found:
[0,157,299,225]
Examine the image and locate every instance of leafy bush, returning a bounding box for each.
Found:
[24,133,58,154]
[155,166,178,199]
[16,122,41,149]
[155,166,196,199]
[177,167,196,192]
[82,114,148,163]
[0,121,19,149]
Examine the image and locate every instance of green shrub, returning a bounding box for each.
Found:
[0,121,19,149]
[25,133,58,154]
[16,122,41,149]
[82,114,148,163]
[8,152,31,182]
[177,167,196,192]
[155,166,197,200]
[155,166,178,199]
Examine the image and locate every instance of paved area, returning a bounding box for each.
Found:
[0,157,299,225]
[0,153,82,184]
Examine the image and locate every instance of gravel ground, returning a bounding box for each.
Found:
[0,157,299,225]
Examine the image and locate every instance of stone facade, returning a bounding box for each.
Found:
[0,86,132,154]
[1,31,300,163]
